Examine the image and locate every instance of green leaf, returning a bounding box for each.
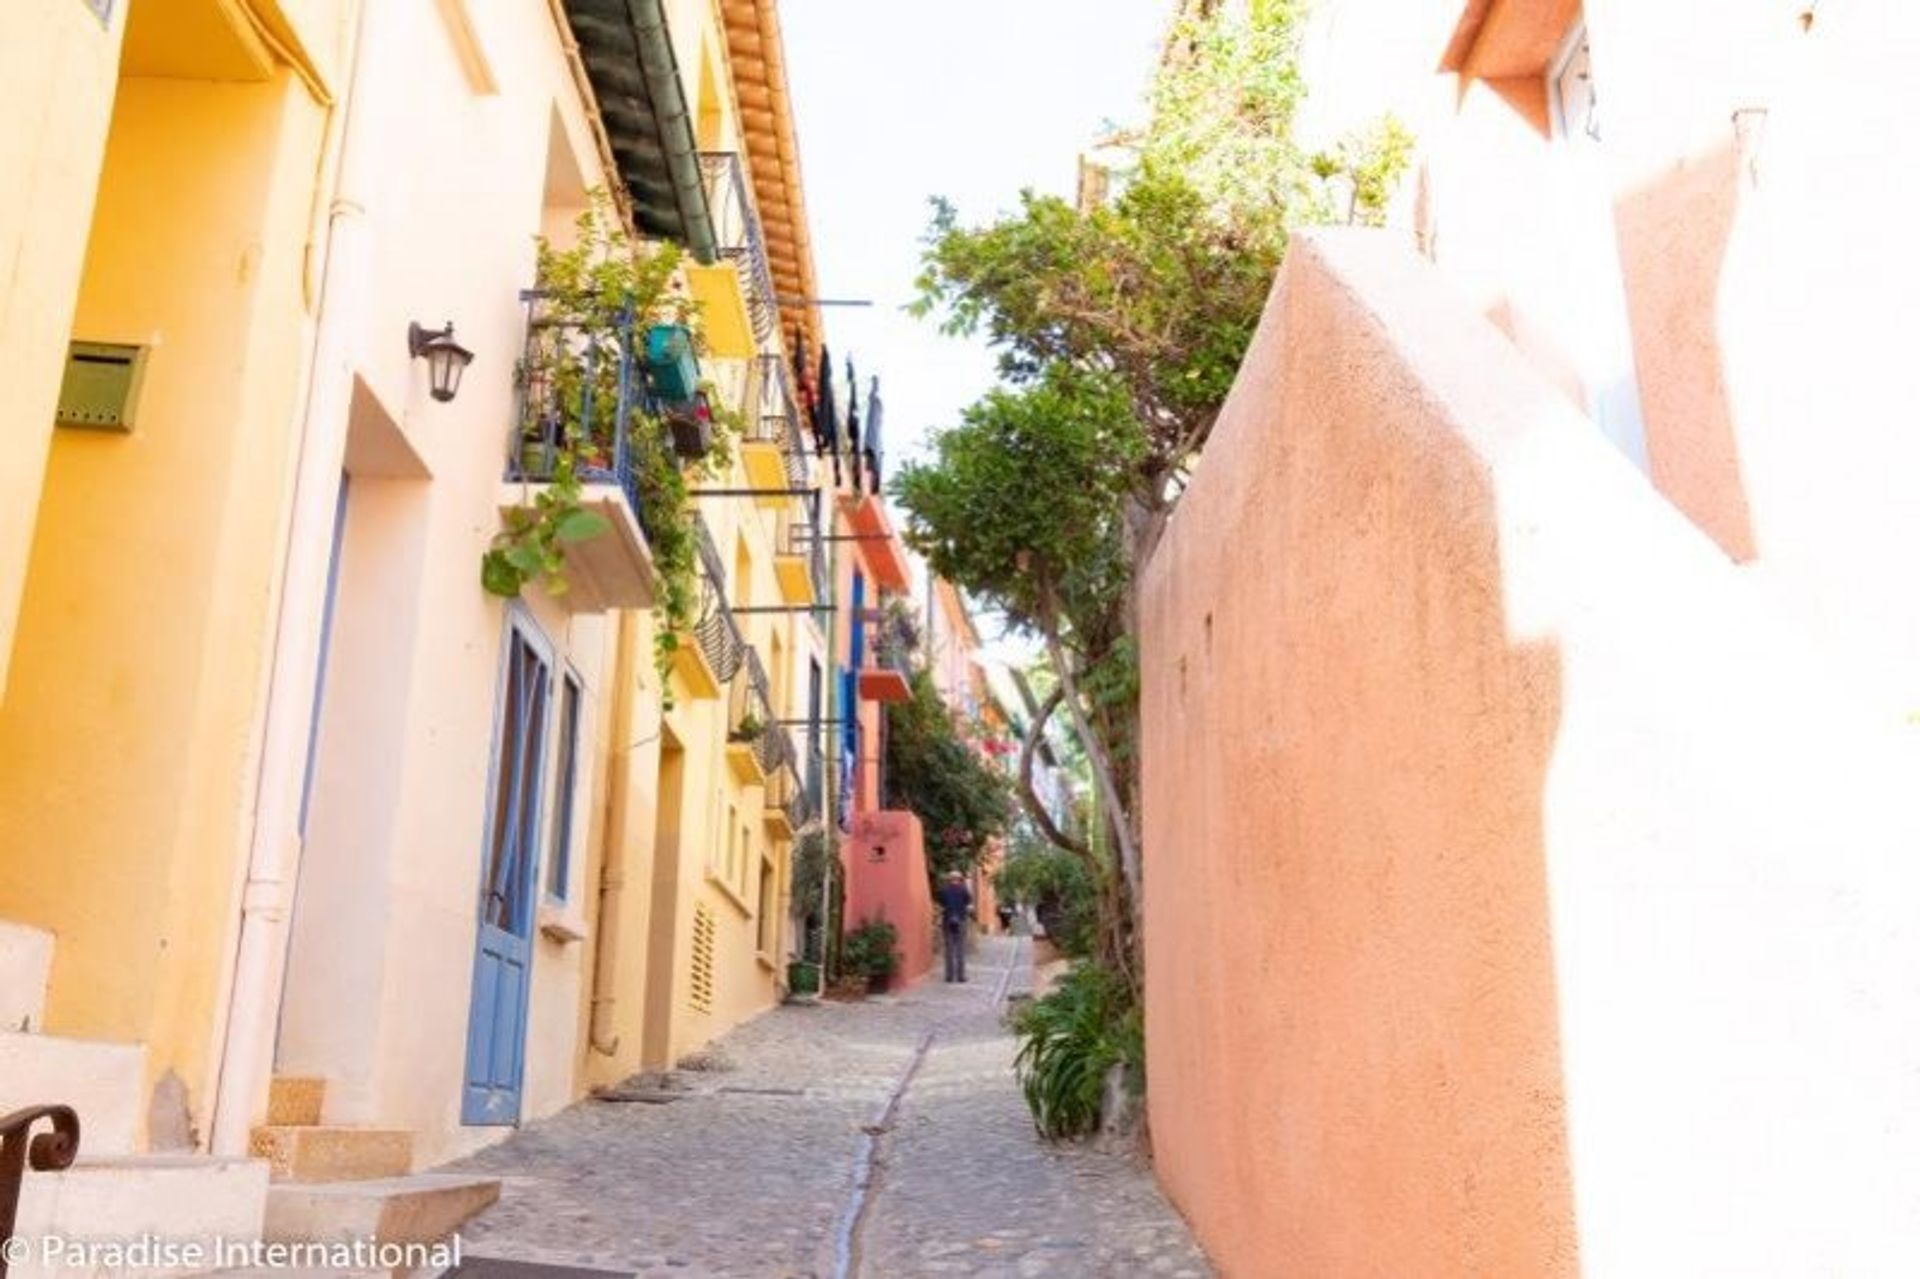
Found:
[554,508,610,543]
[480,552,524,598]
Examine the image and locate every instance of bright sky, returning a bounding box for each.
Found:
[781,1,1170,477]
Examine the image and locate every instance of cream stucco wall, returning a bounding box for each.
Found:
[275,0,818,1158]
[273,0,633,1165]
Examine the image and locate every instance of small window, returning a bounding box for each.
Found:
[1549,25,1599,143]
[545,673,583,901]
[725,806,739,884]
[756,856,776,955]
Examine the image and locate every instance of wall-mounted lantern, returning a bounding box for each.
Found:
[408,321,474,403]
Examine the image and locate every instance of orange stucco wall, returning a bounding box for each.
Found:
[841,810,932,987]
[1139,231,1920,1276]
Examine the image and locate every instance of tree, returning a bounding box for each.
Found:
[883,668,1013,880]
[895,0,1412,1001]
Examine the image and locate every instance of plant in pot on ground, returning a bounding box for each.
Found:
[841,918,900,994]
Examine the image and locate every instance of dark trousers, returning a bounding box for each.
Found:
[942,918,968,982]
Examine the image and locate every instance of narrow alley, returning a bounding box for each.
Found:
[450,935,1209,1278]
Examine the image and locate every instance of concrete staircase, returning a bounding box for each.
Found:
[0,920,271,1279]
[251,1078,499,1253]
[1,919,497,1272]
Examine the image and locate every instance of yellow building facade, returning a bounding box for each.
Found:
[0,0,345,1141]
[0,0,829,1243]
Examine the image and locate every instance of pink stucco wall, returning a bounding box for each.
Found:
[1139,231,1920,1276]
[841,809,933,987]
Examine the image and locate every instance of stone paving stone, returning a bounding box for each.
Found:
[448,934,1212,1279]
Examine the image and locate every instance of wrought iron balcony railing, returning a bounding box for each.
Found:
[727,645,776,754]
[744,353,812,490]
[765,759,814,832]
[690,513,746,681]
[783,509,829,603]
[872,631,913,678]
[509,290,654,538]
[698,152,779,347]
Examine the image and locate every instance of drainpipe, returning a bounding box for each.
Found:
[207,0,378,1156]
[588,612,639,1055]
[626,0,718,263]
[819,496,842,983]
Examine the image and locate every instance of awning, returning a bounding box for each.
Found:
[562,0,718,261]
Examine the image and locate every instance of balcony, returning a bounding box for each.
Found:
[773,506,828,609]
[726,648,785,785]
[840,491,913,594]
[502,292,660,612]
[670,514,746,700]
[740,353,813,508]
[763,758,811,839]
[857,633,913,704]
[699,152,779,349]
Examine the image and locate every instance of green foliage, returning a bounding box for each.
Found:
[912,174,1277,462]
[995,834,1098,959]
[885,669,1014,879]
[790,830,834,922]
[483,456,611,599]
[1148,0,1413,235]
[484,194,736,689]
[1011,961,1143,1139]
[892,366,1138,639]
[841,918,899,984]
[901,0,1417,1119]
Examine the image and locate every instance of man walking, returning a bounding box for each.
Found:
[936,870,973,983]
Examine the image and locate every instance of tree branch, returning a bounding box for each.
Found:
[1037,576,1144,917]
[1019,685,1090,857]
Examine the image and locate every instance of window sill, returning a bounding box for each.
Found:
[706,871,754,920]
[538,902,589,944]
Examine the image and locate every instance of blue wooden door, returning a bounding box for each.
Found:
[463,615,553,1125]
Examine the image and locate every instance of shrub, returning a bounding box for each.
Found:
[994,841,1098,958]
[1011,961,1142,1139]
[841,918,899,985]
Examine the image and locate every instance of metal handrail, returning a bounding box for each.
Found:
[0,1105,78,1279]
[696,152,779,345]
[689,514,745,682]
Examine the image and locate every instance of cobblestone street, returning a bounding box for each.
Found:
[452,934,1211,1278]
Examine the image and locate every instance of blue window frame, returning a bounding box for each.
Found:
[850,570,867,669]
[545,671,583,902]
[806,658,824,814]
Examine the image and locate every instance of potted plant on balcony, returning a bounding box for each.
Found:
[728,710,764,743]
[485,194,739,682]
[664,391,715,461]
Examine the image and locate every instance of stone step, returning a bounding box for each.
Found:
[0,919,53,1031]
[12,1154,269,1279]
[0,1030,144,1155]
[249,1126,412,1182]
[268,1076,326,1127]
[263,1173,501,1247]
